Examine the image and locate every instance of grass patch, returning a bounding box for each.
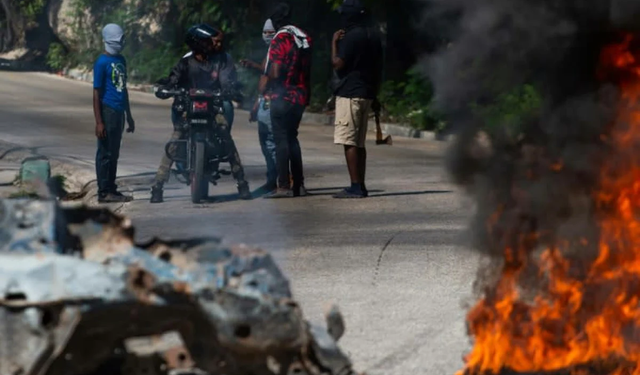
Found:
[9,190,40,199]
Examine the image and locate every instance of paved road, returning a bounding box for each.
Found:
[0,71,480,374]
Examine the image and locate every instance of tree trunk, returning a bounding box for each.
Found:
[0,0,26,52]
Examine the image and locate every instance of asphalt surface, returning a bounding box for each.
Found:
[0,71,480,374]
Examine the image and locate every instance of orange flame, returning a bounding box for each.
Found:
[458,33,640,375]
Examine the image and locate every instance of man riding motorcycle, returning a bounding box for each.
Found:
[150,23,252,203]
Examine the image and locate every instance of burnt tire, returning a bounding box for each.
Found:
[190,140,208,203]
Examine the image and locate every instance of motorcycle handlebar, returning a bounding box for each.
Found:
[155,86,238,101]
[155,87,185,98]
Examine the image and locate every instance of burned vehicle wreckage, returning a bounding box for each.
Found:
[0,198,356,375]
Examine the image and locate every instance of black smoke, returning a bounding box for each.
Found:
[422,0,640,293]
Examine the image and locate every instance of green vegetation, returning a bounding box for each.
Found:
[18,0,45,23]
[36,0,544,136]
[471,84,542,141]
[9,190,40,199]
[378,69,445,132]
[46,43,67,71]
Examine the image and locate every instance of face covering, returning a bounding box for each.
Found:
[103,23,125,55]
[339,7,365,30]
[263,19,275,45]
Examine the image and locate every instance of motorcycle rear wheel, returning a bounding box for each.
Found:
[190,140,208,203]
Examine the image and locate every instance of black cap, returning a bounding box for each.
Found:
[269,2,292,29]
[338,0,365,13]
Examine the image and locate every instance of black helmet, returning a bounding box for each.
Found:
[185,24,220,55]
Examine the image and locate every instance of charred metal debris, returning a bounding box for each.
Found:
[0,198,356,375]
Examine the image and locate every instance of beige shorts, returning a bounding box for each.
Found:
[334,97,373,148]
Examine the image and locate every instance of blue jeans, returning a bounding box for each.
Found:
[96,105,124,196]
[258,100,277,185]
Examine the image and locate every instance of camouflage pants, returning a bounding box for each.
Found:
[154,114,246,186]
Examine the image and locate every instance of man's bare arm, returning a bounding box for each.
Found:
[124,89,133,118]
[93,89,106,139]
[262,62,281,95]
[332,30,346,71]
[124,89,135,133]
[268,63,281,80]
[258,74,269,95]
[258,56,269,95]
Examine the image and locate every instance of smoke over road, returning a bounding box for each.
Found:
[421,0,640,282]
[422,1,640,373]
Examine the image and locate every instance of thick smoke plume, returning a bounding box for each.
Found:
[422,0,640,293]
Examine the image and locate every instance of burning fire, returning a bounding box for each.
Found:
[458,33,640,375]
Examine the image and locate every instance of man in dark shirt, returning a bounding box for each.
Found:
[262,2,313,199]
[331,0,383,199]
[150,24,251,203]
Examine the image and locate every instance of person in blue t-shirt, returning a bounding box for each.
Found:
[93,23,135,203]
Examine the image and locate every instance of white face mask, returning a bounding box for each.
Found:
[103,25,125,55]
[263,32,275,46]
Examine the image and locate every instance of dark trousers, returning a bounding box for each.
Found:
[95,105,124,196]
[223,100,235,131]
[154,112,246,186]
[271,99,305,189]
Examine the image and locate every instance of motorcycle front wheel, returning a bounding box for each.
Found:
[190,140,208,203]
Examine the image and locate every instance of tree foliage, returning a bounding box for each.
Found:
[13,0,543,134]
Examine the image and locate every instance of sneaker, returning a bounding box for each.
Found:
[150,185,163,204]
[332,187,366,199]
[362,185,369,198]
[264,188,294,199]
[238,182,253,200]
[111,190,134,202]
[294,185,310,197]
[257,182,278,193]
[98,193,132,203]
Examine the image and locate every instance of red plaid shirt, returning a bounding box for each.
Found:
[266,29,312,106]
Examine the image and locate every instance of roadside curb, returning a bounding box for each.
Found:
[54,69,453,141]
[60,68,157,93]
[303,111,454,142]
[0,140,98,204]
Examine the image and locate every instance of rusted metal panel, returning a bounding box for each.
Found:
[0,198,357,375]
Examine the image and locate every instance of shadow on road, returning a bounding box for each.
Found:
[370,190,453,198]
[0,145,47,160]
[305,187,453,198]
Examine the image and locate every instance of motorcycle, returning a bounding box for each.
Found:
[155,79,238,203]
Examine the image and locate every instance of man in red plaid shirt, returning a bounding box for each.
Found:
[262,2,313,199]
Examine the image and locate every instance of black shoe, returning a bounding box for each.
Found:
[264,188,294,199]
[238,182,253,200]
[333,187,367,199]
[294,185,310,197]
[111,190,133,202]
[362,185,369,198]
[98,193,132,203]
[150,185,163,204]
[258,182,277,193]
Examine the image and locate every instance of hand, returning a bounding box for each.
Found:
[126,117,135,133]
[333,30,345,44]
[239,59,256,70]
[249,102,259,122]
[95,122,106,139]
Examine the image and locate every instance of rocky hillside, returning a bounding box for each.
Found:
[0,0,170,71]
